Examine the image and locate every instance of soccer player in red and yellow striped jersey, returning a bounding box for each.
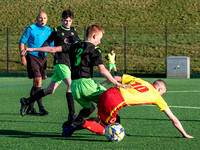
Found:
[80,74,193,138]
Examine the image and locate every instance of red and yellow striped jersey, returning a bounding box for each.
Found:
[117,74,169,111]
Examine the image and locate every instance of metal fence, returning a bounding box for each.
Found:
[0,26,200,76]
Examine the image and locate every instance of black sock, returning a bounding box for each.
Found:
[27,89,45,105]
[78,108,92,118]
[29,86,36,110]
[114,71,117,76]
[116,115,120,123]
[66,92,75,116]
[35,87,44,110]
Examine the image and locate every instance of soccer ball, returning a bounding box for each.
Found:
[105,123,125,142]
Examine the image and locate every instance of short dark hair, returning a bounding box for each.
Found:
[153,79,167,90]
[62,9,74,19]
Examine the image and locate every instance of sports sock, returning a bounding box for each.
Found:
[29,86,36,110]
[66,92,75,116]
[35,87,44,110]
[116,115,120,123]
[79,108,92,118]
[72,107,96,126]
[82,118,105,135]
[27,89,45,104]
[114,71,117,76]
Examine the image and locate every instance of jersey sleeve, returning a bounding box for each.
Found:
[72,29,81,43]
[93,47,103,66]
[19,26,31,44]
[154,96,169,111]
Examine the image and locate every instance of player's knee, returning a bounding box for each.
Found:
[33,77,42,87]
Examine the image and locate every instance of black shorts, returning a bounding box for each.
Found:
[26,54,47,79]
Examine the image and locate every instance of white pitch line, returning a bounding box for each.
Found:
[143,105,200,109]
[168,106,200,109]
[167,90,200,93]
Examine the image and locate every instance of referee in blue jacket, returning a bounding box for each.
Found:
[19,12,53,116]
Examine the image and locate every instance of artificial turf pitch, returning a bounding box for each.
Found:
[0,77,199,149]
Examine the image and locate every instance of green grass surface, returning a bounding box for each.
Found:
[0,77,200,149]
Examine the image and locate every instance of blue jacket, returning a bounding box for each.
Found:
[20,23,53,58]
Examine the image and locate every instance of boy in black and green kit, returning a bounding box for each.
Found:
[20,9,80,122]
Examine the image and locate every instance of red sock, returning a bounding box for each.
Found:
[82,118,105,135]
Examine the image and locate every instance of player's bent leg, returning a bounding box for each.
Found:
[63,78,77,121]
[36,88,49,116]
[27,76,42,115]
[43,81,59,95]
[62,117,106,137]
[62,120,81,137]
[20,88,47,116]
[66,91,77,121]
[82,118,105,135]
[72,106,95,126]
[26,86,39,115]
[71,114,86,126]
[62,125,77,137]
[38,81,59,116]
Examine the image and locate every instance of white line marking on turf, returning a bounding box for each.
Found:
[143,105,200,109]
[168,106,200,109]
[167,90,200,93]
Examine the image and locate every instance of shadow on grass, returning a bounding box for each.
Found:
[0,129,60,138]
[0,129,107,142]
[0,113,20,116]
[0,129,182,142]
[59,136,108,142]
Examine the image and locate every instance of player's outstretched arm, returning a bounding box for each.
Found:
[100,76,123,86]
[25,46,62,53]
[113,76,122,82]
[163,109,194,138]
[98,64,131,88]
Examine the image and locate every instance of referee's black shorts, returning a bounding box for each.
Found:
[26,54,47,80]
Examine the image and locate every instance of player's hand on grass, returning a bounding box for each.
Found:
[183,134,194,138]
